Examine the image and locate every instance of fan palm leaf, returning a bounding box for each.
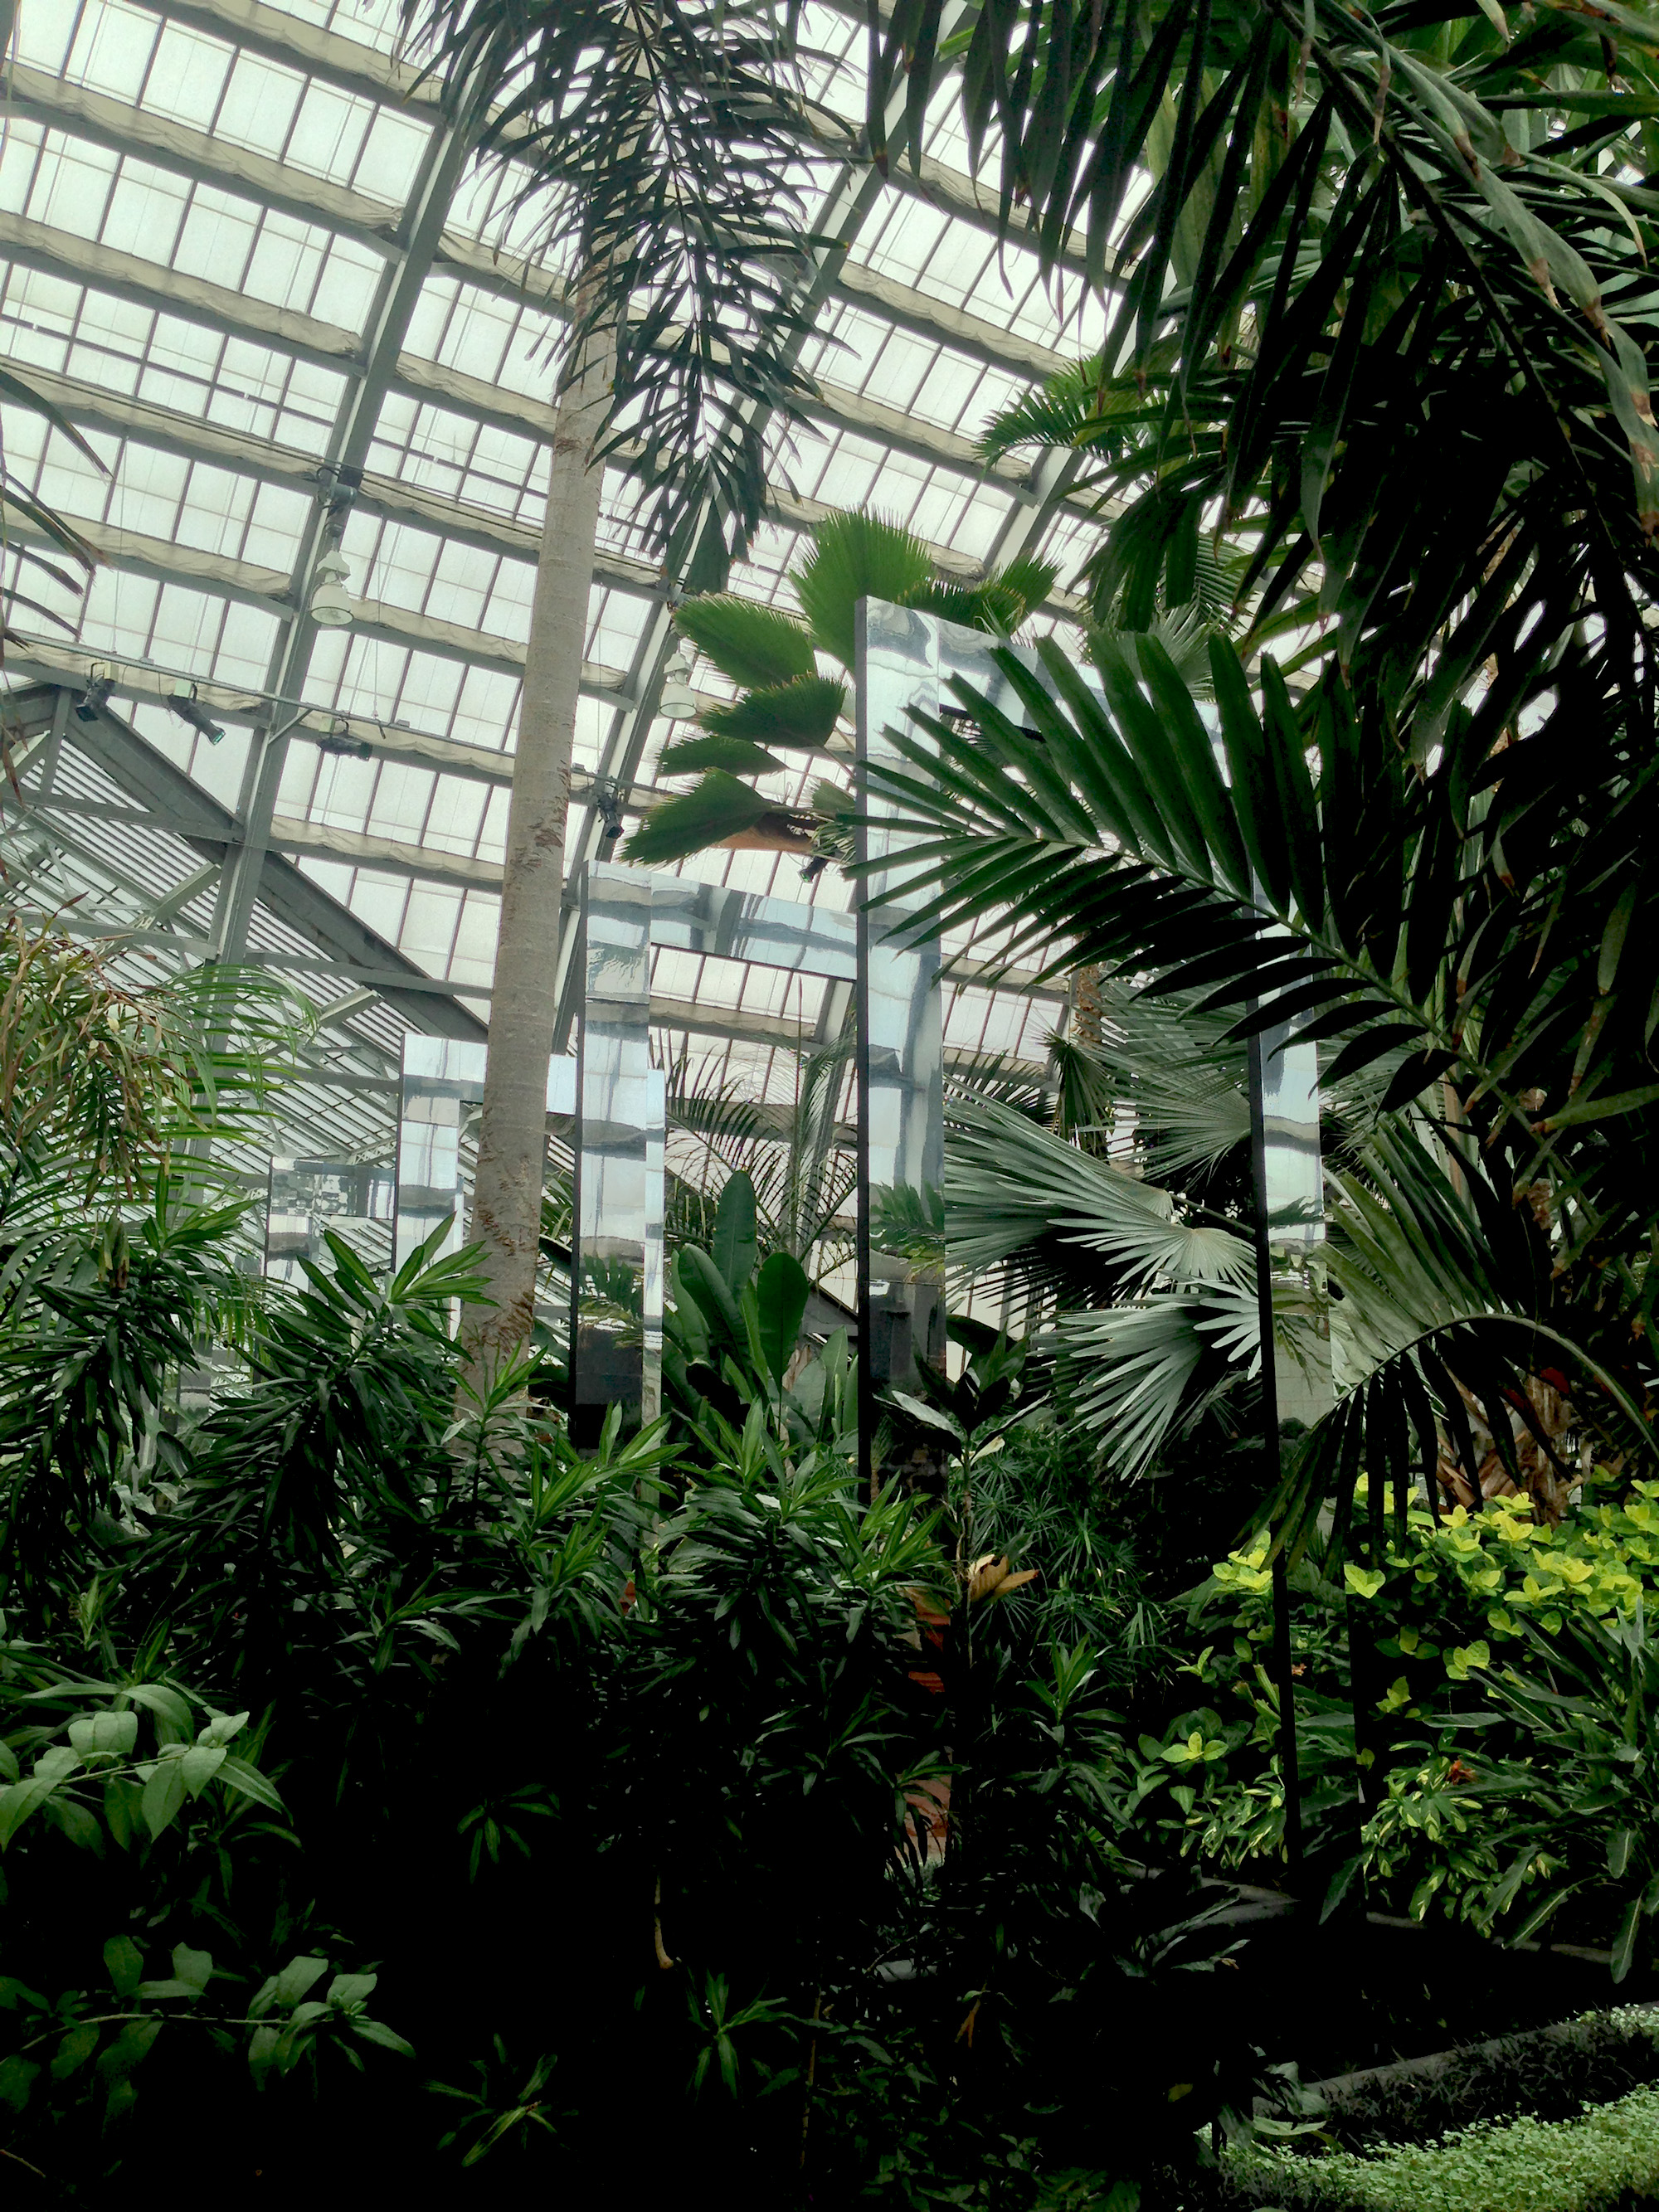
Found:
[628,513,1056,867]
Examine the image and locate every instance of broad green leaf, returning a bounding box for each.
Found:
[0,2055,41,2113]
[139,1760,187,1840]
[69,1711,137,1760]
[51,2023,100,2081]
[753,1250,810,1385]
[104,1936,143,1997]
[122,1684,192,1739]
[712,1172,759,1294]
[171,1944,212,1994]
[216,1755,285,1813]
[271,1956,330,2010]
[178,1743,226,1798]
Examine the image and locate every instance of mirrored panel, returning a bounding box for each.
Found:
[649,874,856,979]
[394,1038,577,1271]
[395,1038,489,1272]
[265,1158,395,1285]
[572,867,664,1439]
[1260,1022,1325,1251]
[855,600,952,1452]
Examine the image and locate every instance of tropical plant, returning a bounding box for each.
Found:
[0,362,100,647]
[393,0,820,1389]
[858,619,1659,1547]
[0,917,288,1257]
[625,509,1058,865]
[664,1040,857,1278]
[878,0,1659,716]
[661,1166,854,1451]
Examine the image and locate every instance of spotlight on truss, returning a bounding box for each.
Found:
[659,649,697,721]
[168,689,226,744]
[309,550,354,630]
[74,674,114,722]
[591,776,627,842]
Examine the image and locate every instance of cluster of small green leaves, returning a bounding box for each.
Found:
[1223,2082,1659,2212]
[1,1937,410,2134]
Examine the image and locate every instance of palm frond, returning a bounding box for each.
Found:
[659,732,786,778]
[699,673,848,750]
[793,511,937,668]
[945,1094,1253,1315]
[674,594,817,690]
[622,771,810,864]
[398,0,817,560]
[1056,1289,1260,1484]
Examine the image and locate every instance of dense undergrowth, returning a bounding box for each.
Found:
[12,928,1659,2207]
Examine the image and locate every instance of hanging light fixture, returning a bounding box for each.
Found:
[309,549,355,630]
[168,687,226,744]
[659,646,698,720]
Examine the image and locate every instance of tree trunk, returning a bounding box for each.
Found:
[460,304,613,1393]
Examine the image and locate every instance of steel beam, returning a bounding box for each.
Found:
[120,0,1095,278]
[0,683,486,1041]
[0,197,1062,487]
[211,104,483,962]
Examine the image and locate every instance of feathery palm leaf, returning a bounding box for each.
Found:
[398,0,817,563]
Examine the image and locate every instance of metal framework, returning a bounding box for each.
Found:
[0,0,1112,1178]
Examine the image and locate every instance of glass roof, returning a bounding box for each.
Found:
[0,0,1107,1175]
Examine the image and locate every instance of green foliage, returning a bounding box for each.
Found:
[698,670,849,750]
[0,916,293,1266]
[627,511,1056,868]
[398,1,815,567]
[0,361,102,636]
[1223,2083,1659,2212]
[792,509,939,668]
[865,615,1659,1544]
[664,1169,847,1451]
[622,767,796,867]
[888,0,1659,717]
[672,592,816,691]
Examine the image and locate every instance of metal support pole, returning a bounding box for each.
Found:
[1248,1027,1304,1882]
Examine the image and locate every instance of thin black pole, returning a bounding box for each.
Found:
[1248,1028,1303,1883]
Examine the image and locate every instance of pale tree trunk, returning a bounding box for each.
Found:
[461,305,614,1393]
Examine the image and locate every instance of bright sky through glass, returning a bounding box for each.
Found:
[0,0,1108,1174]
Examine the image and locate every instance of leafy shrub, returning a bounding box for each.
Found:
[1220,2082,1659,2212]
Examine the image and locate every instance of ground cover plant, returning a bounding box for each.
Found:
[1217,2082,1659,2212]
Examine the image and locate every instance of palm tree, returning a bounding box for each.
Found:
[625,510,1057,867]
[822,0,1659,1545]
[877,1,1659,794]
[0,368,100,649]
[859,620,1659,1549]
[397,1,820,1388]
